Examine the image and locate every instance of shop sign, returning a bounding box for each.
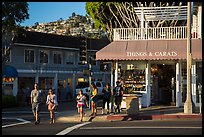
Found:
[127,51,177,57]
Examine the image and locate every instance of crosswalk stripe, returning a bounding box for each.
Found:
[2,117,31,128]
[56,122,91,135]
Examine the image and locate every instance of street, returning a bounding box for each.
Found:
[2,100,202,135]
[2,119,202,135]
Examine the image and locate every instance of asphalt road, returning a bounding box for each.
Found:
[2,120,202,135]
[2,100,202,135]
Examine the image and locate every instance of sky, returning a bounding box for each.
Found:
[21,2,87,27]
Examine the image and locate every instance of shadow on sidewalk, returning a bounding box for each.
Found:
[88,116,95,122]
[139,106,184,115]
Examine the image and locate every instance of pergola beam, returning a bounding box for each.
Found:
[134,5,188,21]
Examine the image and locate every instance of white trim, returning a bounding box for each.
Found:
[17,69,37,73]
[14,43,80,51]
[14,43,98,52]
[176,61,182,107]
[17,69,107,75]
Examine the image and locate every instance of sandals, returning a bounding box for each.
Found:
[50,118,55,124]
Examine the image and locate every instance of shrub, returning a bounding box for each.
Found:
[2,95,17,108]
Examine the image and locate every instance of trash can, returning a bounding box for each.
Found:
[125,94,139,115]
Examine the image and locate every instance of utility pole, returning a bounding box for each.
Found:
[184,2,193,114]
[89,63,92,109]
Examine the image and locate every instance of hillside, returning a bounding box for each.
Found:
[25,13,106,39]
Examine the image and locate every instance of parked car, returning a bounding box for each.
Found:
[75,81,106,100]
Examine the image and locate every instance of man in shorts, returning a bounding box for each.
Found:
[30,83,42,125]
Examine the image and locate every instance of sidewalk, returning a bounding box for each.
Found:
[2,101,202,122]
[55,103,202,122]
[106,105,202,121]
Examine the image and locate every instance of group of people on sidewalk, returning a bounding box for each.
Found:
[76,81,124,122]
[29,80,124,124]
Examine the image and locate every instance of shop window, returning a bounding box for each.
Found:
[2,84,13,95]
[127,64,134,70]
[123,69,146,93]
[39,77,53,90]
[119,62,146,94]
[3,77,15,82]
[45,79,53,89]
[78,78,86,83]
[196,62,202,103]
[181,62,187,103]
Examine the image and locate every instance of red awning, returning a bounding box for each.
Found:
[96,39,202,60]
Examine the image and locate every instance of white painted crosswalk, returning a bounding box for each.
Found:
[56,122,91,135]
[2,117,31,128]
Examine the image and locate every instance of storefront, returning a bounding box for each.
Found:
[96,39,202,108]
[2,65,18,96]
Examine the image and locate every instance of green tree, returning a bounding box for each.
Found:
[86,2,114,41]
[2,2,29,64]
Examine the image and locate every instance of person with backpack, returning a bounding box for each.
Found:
[46,88,58,124]
[113,81,123,114]
[102,83,111,114]
[30,83,43,125]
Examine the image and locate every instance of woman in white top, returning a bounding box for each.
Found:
[76,89,88,122]
[46,88,58,124]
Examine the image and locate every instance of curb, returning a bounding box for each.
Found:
[56,113,202,123]
[151,114,203,120]
[107,114,202,121]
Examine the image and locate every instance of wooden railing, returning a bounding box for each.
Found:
[113,26,201,41]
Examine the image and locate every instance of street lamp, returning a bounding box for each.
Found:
[184,2,193,114]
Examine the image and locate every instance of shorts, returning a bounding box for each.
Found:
[32,102,41,114]
[90,96,98,103]
[77,103,84,108]
[48,103,56,111]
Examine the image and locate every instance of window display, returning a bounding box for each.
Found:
[118,61,146,94]
[123,69,146,93]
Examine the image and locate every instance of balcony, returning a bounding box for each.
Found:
[113,26,201,41]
